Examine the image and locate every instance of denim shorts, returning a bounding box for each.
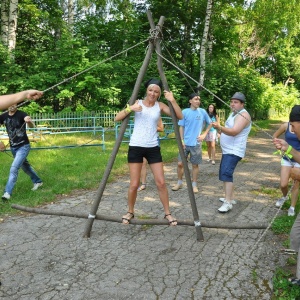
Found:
[281,158,300,168]
[219,154,242,182]
[178,144,202,165]
[128,146,162,164]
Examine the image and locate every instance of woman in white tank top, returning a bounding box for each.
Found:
[115,78,183,225]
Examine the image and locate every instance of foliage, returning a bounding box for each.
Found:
[22,102,53,114]
[1,0,300,116]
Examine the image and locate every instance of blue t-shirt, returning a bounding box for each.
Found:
[178,108,211,146]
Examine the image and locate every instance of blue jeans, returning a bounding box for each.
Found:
[5,144,42,195]
[219,154,242,182]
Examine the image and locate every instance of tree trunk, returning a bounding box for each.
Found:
[8,0,18,51]
[1,0,18,51]
[198,0,213,89]
[1,0,9,46]
[68,0,74,31]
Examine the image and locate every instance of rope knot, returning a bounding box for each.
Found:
[149,25,162,43]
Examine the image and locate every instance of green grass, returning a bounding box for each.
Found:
[0,131,178,217]
[272,268,300,299]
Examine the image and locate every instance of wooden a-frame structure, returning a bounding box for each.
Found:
[82,11,204,241]
[12,11,268,240]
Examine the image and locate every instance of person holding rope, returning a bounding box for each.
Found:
[212,92,252,213]
[171,93,212,193]
[0,89,43,111]
[115,78,183,225]
[0,104,43,201]
[273,122,300,216]
[273,104,300,286]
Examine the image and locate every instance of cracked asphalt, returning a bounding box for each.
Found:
[0,127,288,299]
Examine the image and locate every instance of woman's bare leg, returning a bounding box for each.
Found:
[122,162,142,224]
[149,162,177,225]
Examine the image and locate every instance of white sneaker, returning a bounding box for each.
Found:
[193,186,199,193]
[32,182,43,191]
[2,192,11,201]
[219,198,237,205]
[218,201,233,213]
[275,196,288,207]
[172,183,183,191]
[288,207,295,217]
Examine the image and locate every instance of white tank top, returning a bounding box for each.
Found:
[129,100,160,147]
[220,109,251,158]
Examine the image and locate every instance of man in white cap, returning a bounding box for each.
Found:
[212,92,252,212]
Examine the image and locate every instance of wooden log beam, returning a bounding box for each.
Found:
[11,204,268,230]
[147,11,204,241]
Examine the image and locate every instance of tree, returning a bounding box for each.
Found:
[1,0,18,52]
[198,0,213,89]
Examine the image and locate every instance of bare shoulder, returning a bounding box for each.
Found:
[276,122,288,131]
[236,110,251,122]
[159,101,169,111]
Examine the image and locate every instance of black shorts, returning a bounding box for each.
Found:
[128,146,162,164]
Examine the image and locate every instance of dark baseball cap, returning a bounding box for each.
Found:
[188,93,199,100]
[289,105,300,122]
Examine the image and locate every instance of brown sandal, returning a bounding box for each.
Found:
[164,214,177,226]
[122,212,134,224]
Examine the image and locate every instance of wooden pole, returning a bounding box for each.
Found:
[11,204,268,230]
[147,11,204,241]
[82,28,155,238]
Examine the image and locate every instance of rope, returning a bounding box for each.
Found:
[155,49,299,256]
[8,38,150,111]
[155,51,274,138]
[43,39,149,93]
[248,181,295,258]
[161,42,195,93]
[155,50,295,164]
[1,26,293,250]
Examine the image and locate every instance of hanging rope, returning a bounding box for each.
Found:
[6,38,150,112]
[155,50,295,162]
[155,47,297,254]
[248,182,295,258]
[4,16,291,244]
[161,41,195,93]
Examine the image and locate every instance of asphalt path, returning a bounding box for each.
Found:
[0,127,288,299]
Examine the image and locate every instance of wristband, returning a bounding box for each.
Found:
[218,126,222,133]
[125,104,132,113]
[285,145,293,158]
[181,139,184,143]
